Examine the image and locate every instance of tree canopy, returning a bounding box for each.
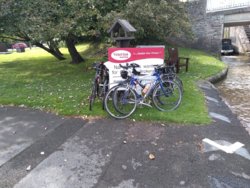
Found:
[0,0,192,63]
[0,0,101,63]
[103,0,192,43]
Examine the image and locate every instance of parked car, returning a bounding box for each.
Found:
[12,42,28,49]
[221,38,234,55]
[12,42,28,53]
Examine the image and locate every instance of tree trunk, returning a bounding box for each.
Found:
[65,35,84,64]
[55,47,63,56]
[34,42,65,60]
[13,32,65,60]
[49,41,64,56]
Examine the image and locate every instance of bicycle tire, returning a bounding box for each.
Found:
[162,74,183,94]
[152,80,182,112]
[174,76,183,93]
[89,79,98,111]
[104,85,137,119]
[101,79,109,110]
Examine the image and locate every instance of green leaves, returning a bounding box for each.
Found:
[102,0,192,43]
[0,0,101,43]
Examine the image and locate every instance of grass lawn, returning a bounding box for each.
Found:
[0,44,226,124]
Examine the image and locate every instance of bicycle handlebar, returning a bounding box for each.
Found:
[153,64,164,68]
[119,63,140,70]
[92,62,107,71]
[119,63,141,76]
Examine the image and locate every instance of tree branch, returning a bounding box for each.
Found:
[0,35,25,41]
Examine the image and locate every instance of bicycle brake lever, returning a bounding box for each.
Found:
[119,63,129,69]
[130,63,140,68]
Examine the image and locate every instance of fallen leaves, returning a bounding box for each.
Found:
[40,151,45,155]
[26,165,31,171]
[148,153,155,160]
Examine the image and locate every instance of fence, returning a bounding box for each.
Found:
[206,0,250,12]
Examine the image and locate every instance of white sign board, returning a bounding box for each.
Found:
[104,47,165,88]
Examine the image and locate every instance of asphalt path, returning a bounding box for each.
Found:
[0,81,250,188]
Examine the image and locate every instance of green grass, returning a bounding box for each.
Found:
[0,44,225,124]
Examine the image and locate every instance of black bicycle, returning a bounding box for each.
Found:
[89,62,109,111]
[160,64,183,94]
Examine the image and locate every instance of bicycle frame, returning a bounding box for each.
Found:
[104,63,183,118]
[123,67,167,104]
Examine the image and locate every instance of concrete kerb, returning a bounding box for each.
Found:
[197,64,228,95]
[206,64,229,84]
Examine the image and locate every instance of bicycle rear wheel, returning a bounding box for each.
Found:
[162,74,183,94]
[104,85,137,119]
[152,80,182,112]
[174,76,183,93]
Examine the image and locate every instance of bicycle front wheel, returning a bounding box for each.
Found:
[89,79,98,111]
[152,80,182,112]
[104,85,137,119]
[101,79,109,110]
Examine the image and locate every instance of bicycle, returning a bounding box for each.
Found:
[104,63,182,119]
[89,61,109,111]
[160,63,183,93]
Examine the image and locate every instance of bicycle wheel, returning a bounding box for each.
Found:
[152,80,182,112]
[162,74,183,94]
[174,76,183,93]
[89,79,98,111]
[104,85,137,119]
[101,79,109,110]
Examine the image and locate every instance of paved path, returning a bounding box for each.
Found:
[0,81,250,188]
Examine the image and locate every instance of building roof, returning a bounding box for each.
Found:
[108,19,137,34]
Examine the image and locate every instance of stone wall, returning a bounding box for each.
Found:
[183,0,250,53]
[229,26,250,53]
[185,0,224,53]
